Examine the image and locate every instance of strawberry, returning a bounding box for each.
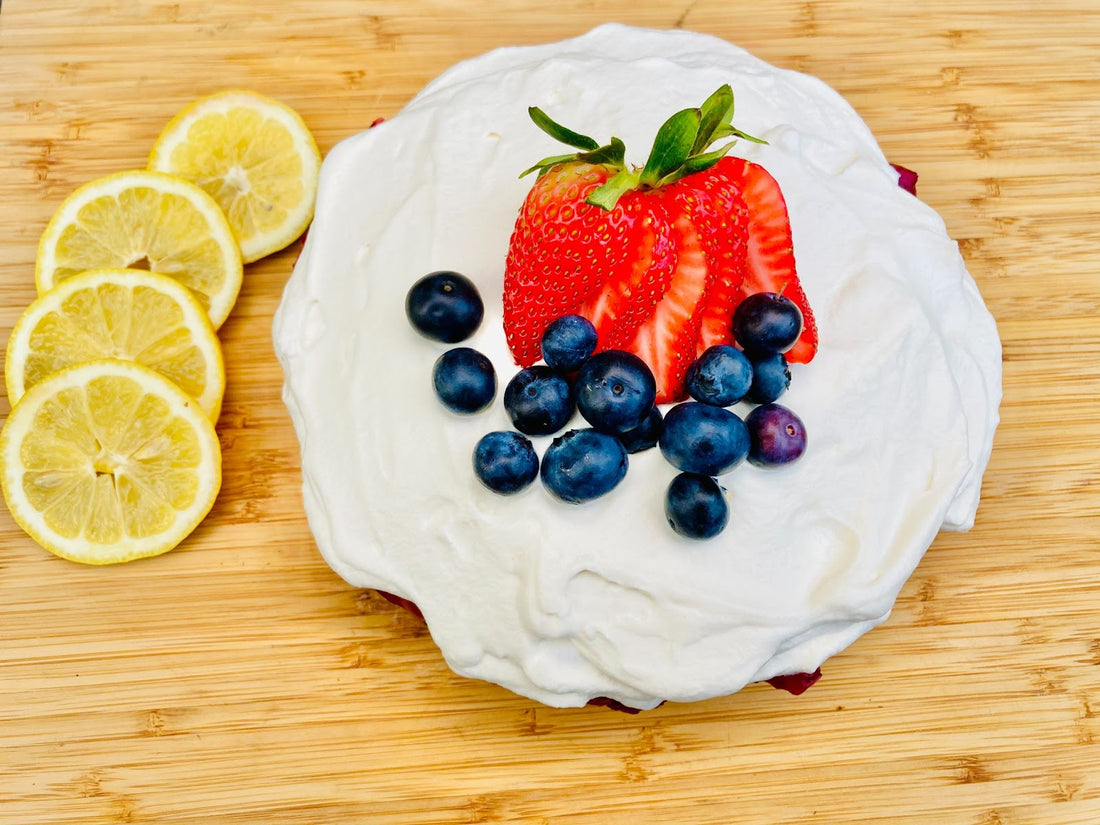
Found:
[503,85,817,401]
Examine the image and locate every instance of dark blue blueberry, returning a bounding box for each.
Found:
[541,314,598,372]
[431,347,496,414]
[540,429,628,504]
[746,403,807,467]
[745,352,791,404]
[732,292,803,354]
[503,366,574,435]
[574,350,657,434]
[686,345,753,406]
[659,402,749,476]
[473,431,539,494]
[665,473,729,539]
[617,405,664,454]
[405,270,484,343]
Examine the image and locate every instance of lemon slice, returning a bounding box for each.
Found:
[148,90,321,263]
[36,170,243,329]
[6,268,225,421]
[0,359,222,564]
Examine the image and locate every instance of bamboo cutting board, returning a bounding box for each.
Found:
[1,2,1098,823]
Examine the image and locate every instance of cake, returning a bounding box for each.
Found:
[272,24,1002,709]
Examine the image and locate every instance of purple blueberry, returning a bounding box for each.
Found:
[746,403,807,466]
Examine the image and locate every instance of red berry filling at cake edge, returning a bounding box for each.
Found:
[377,589,425,620]
[891,163,919,195]
[766,667,823,695]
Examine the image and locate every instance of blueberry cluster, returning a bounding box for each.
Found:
[406,273,809,541]
[660,294,810,538]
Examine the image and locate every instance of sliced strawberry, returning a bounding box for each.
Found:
[721,157,818,363]
[504,163,633,365]
[578,190,677,351]
[623,197,712,403]
[680,163,751,352]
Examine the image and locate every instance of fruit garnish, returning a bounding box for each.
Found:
[617,405,664,454]
[746,403,807,467]
[665,473,729,540]
[745,352,791,405]
[431,347,496,414]
[659,402,749,477]
[35,170,243,329]
[6,268,225,421]
[504,86,818,402]
[574,350,657,435]
[540,429,628,504]
[503,366,575,436]
[0,359,222,564]
[732,292,803,355]
[685,344,752,407]
[541,314,598,372]
[406,270,484,343]
[473,431,539,495]
[148,90,321,263]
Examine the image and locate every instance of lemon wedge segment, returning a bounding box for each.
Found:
[0,359,222,564]
[6,268,225,421]
[36,170,243,329]
[148,90,321,263]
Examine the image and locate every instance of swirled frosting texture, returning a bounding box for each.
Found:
[273,25,1002,709]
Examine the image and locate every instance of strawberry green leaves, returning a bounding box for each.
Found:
[518,85,765,209]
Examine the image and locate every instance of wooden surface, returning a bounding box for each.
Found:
[1,2,1098,823]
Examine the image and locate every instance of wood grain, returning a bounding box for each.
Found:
[2,1,1098,823]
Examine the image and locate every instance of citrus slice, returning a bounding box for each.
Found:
[35,170,243,329]
[6,268,225,421]
[0,359,222,564]
[148,90,321,263]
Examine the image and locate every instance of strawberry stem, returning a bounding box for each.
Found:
[520,85,765,208]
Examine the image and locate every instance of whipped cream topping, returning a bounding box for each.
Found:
[273,24,1002,709]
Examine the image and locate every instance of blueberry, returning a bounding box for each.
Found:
[686,345,753,406]
[746,403,807,467]
[659,402,749,476]
[617,405,664,454]
[473,431,539,494]
[406,270,484,343]
[432,347,496,414]
[574,350,657,434]
[503,366,574,435]
[665,473,729,539]
[745,351,791,404]
[732,292,803,354]
[540,429,628,504]
[542,315,598,372]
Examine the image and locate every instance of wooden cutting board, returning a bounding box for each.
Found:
[2,2,1098,823]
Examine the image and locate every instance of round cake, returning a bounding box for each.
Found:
[273,24,1002,709]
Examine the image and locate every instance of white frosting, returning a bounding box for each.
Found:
[273,24,1002,709]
